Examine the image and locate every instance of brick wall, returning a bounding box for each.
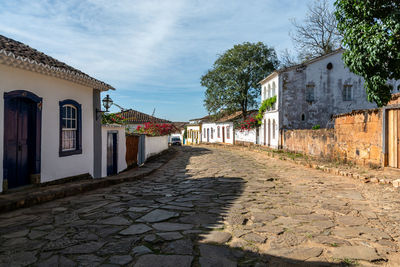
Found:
[283,109,383,167]
[334,109,383,166]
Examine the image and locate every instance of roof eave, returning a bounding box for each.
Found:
[0,50,115,91]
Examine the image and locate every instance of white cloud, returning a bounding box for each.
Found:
[0,0,186,85]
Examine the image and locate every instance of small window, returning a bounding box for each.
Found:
[204,129,206,138]
[226,126,230,139]
[59,100,82,157]
[327,63,333,70]
[301,114,305,121]
[343,84,352,101]
[306,84,315,102]
[211,128,214,139]
[217,126,220,138]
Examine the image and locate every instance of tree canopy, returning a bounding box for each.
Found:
[335,0,400,106]
[201,42,279,119]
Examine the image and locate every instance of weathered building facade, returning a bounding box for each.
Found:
[259,49,379,148]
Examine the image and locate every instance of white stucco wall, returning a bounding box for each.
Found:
[0,64,96,191]
[145,135,168,160]
[260,111,280,148]
[101,125,127,178]
[235,128,258,144]
[214,122,234,144]
[201,122,217,143]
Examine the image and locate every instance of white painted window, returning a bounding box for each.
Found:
[343,85,352,101]
[268,84,271,98]
[263,86,266,100]
[272,82,276,96]
[61,105,77,151]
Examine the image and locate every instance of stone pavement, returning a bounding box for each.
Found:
[0,149,176,213]
[0,146,400,266]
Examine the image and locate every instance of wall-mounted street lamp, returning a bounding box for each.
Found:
[102,94,113,112]
[96,94,113,119]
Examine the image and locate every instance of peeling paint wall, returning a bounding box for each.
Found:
[281,51,376,130]
[283,109,383,167]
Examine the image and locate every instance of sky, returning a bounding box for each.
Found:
[0,0,335,122]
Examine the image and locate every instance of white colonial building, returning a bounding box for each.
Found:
[0,34,114,192]
[259,49,380,148]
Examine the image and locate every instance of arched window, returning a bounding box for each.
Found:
[268,84,271,98]
[59,100,82,156]
[263,86,266,100]
[272,119,276,139]
[272,82,276,96]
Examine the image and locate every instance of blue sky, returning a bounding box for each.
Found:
[0,0,335,121]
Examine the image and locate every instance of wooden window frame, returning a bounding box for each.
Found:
[59,99,82,157]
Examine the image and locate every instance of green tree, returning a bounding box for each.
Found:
[335,0,400,106]
[201,42,278,119]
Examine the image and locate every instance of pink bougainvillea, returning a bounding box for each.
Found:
[135,122,174,136]
[237,115,258,131]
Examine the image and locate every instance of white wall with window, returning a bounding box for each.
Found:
[214,122,234,144]
[201,122,217,143]
[259,75,280,148]
[0,64,96,188]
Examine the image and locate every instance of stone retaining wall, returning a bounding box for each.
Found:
[283,109,383,167]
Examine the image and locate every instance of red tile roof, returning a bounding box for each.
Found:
[119,109,171,124]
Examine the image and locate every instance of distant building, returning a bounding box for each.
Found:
[120,109,171,133]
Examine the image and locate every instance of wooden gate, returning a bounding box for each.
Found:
[126,135,139,168]
[388,109,400,168]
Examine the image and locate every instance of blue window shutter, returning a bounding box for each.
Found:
[59,99,83,157]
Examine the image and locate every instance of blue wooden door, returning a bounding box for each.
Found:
[4,97,35,188]
[137,134,145,165]
[107,132,118,176]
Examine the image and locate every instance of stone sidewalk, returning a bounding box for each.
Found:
[0,149,177,213]
[0,146,400,266]
[210,143,400,188]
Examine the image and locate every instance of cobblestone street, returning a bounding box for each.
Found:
[1,145,400,266]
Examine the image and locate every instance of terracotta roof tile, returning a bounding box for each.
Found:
[120,109,171,124]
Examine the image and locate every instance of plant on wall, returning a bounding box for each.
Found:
[102,113,126,125]
[135,122,174,136]
[234,115,259,131]
[256,95,277,124]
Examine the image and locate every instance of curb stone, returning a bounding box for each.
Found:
[0,148,178,213]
